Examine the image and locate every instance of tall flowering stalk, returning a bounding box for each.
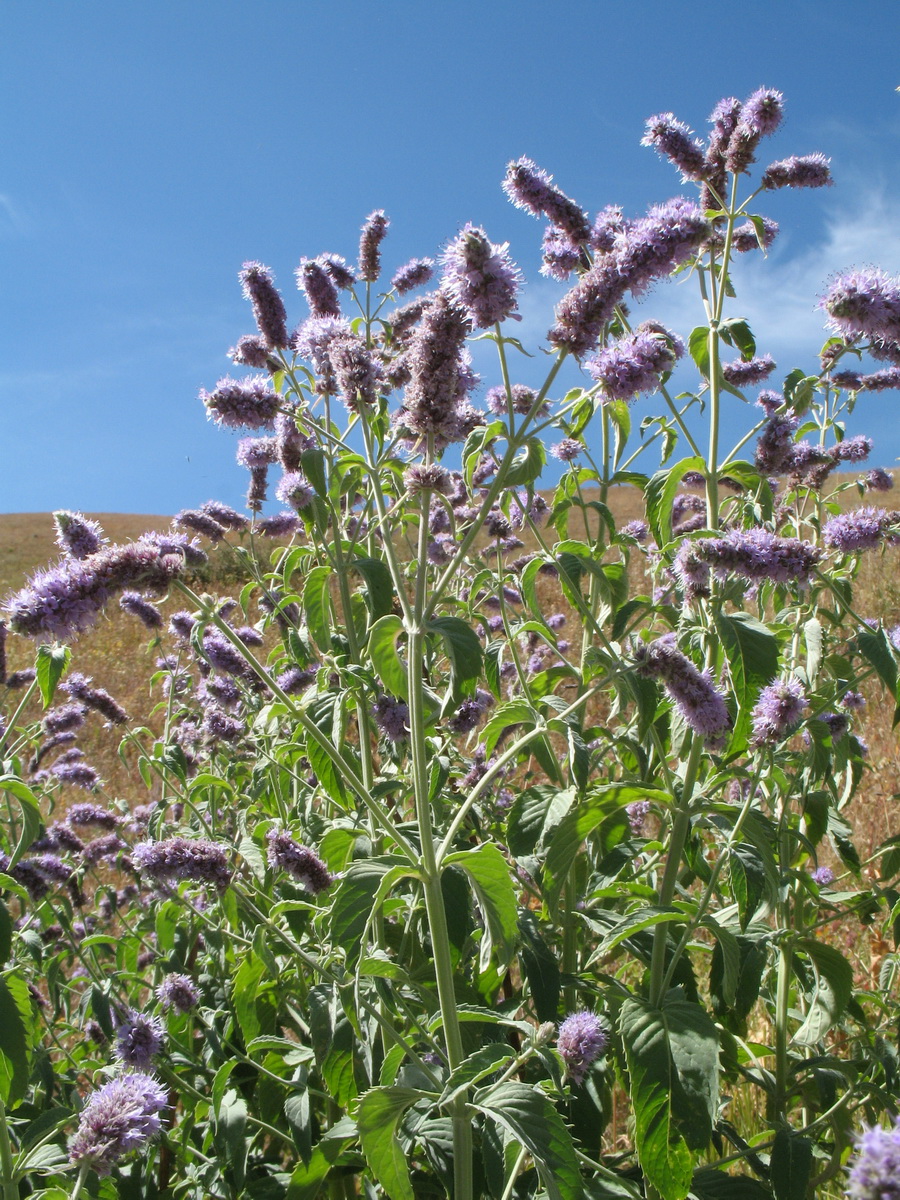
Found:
[0,86,895,1200]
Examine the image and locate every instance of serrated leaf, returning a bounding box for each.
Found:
[302,566,333,653]
[353,557,394,621]
[719,317,756,360]
[444,843,519,971]
[518,913,561,1022]
[440,1043,515,1106]
[427,616,483,698]
[506,438,546,487]
[473,1081,583,1200]
[645,456,707,547]
[793,939,854,1045]
[368,614,408,699]
[329,858,413,965]
[0,974,31,1104]
[716,612,780,748]
[689,326,711,380]
[770,1127,812,1200]
[859,626,898,698]
[506,785,575,858]
[357,1086,422,1200]
[35,643,70,707]
[620,997,692,1200]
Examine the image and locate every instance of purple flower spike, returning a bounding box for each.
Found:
[634,635,731,742]
[823,507,900,553]
[441,224,522,328]
[732,217,779,253]
[847,1115,900,1200]
[810,865,835,887]
[615,197,709,298]
[53,511,107,560]
[276,472,315,512]
[174,509,227,542]
[551,438,584,463]
[296,258,341,318]
[392,258,434,295]
[257,511,301,537]
[330,334,383,410]
[62,672,128,725]
[115,1011,165,1069]
[119,592,163,629]
[549,260,627,357]
[157,973,200,1013]
[587,322,684,402]
[751,678,808,746]
[373,694,409,742]
[266,830,333,893]
[540,226,583,280]
[503,157,591,246]
[358,210,390,282]
[722,354,776,386]
[557,1011,608,1084]
[641,112,707,181]
[68,1072,167,1176]
[318,253,356,290]
[200,501,249,532]
[239,261,289,349]
[626,800,651,835]
[228,334,271,368]
[820,268,900,345]
[200,375,280,430]
[865,468,894,493]
[133,837,232,891]
[762,154,832,190]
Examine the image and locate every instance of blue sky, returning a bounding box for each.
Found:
[3,0,900,515]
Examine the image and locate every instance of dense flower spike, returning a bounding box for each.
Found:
[174,509,227,542]
[62,672,128,725]
[694,529,822,585]
[296,258,341,318]
[68,1073,167,1176]
[732,217,779,252]
[762,154,833,190]
[441,224,522,328]
[725,87,784,174]
[200,500,249,531]
[239,261,289,349]
[318,253,356,290]
[503,157,591,245]
[358,210,390,282]
[6,539,194,640]
[53,511,106,560]
[329,334,383,409]
[823,507,900,552]
[257,511,301,537]
[266,831,333,893]
[751,679,808,746]
[200,376,280,430]
[615,197,710,298]
[276,472,315,511]
[557,1012,608,1084]
[392,258,434,295]
[820,268,900,345]
[721,354,776,386]
[115,1011,165,1068]
[540,226,583,280]
[373,694,409,741]
[133,837,233,891]
[641,112,707,181]
[119,591,163,629]
[587,322,684,402]
[157,974,200,1013]
[847,1117,900,1200]
[228,334,271,368]
[396,290,477,449]
[634,635,731,741]
[549,260,626,357]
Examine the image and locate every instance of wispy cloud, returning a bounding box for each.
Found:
[0,193,31,238]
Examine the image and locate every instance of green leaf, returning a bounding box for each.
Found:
[859,626,898,699]
[719,317,756,360]
[793,939,854,1044]
[689,1168,772,1199]
[729,843,769,931]
[0,974,31,1105]
[473,1081,583,1200]
[231,951,268,1044]
[0,779,42,871]
[543,785,672,913]
[444,843,519,971]
[299,447,328,497]
[357,1086,422,1200]
[285,1083,312,1164]
[505,438,547,487]
[329,858,413,966]
[368,614,408,699]
[593,907,686,959]
[302,566,333,653]
[35,643,70,707]
[427,616,483,698]
[770,1127,813,1200]
[353,557,395,622]
[518,913,561,1022]
[645,457,708,547]
[620,997,693,1200]
[506,785,575,857]
[716,612,780,747]
[689,326,711,379]
[663,996,720,1147]
[215,1090,249,1192]
[0,901,11,964]
[440,1043,515,1106]
[804,618,822,685]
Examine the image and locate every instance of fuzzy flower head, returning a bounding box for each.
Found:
[762,154,832,191]
[626,800,651,835]
[53,511,107,560]
[614,197,709,298]
[156,973,200,1013]
[372,695,409,742]
[847,1116,900,1200]
[200,375,279,430]
[266,831,333,894]
[810,865,835,887]
[750,678,808,746]
[68,1073,167,1176]
[358,210,390,282]
[823,507,900,553]
[634,635,731,742]
[115,1011,165,1069]
[133,837,232,892]
[641,112,706,181]
[548,260,627,357]
[557,1012,608,1084]
[732,217,779,253]
[721,354,776,387]
[502,157,591,246]
[540,226,583,280]
[587,322,684,402]
[819,268,900,345]
[441,224,522,328]
[296,258,341,318]
[238,261,289,349]
[392,258,434,295]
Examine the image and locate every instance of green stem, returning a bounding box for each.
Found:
[0,677,39,755]
[0,1099,17,1200]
